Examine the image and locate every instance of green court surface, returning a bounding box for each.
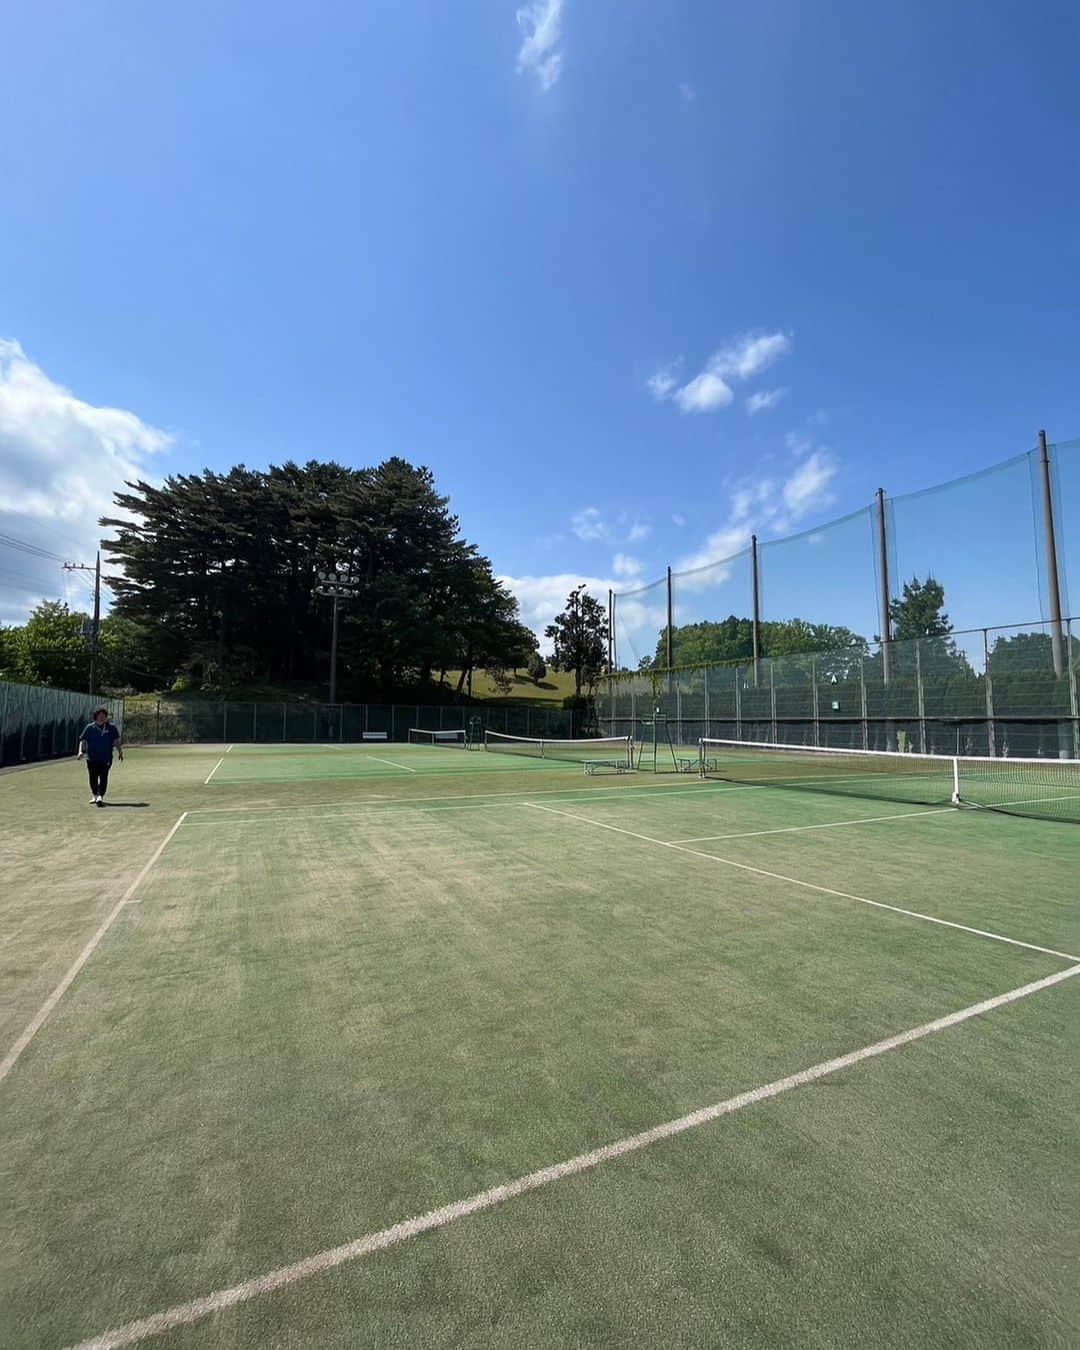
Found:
[2,742,1078,1349]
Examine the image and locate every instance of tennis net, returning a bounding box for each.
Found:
[699,738,1080,823]
[408,728,467,748]
[485,730,633,767]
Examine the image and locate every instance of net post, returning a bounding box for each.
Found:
[1038,431,1066,679]
[951,756,961,805]
[983,629,996,757]
[751,534,761,687]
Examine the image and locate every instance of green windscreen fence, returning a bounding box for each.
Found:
[120,700,580,745]
[1,682,124,768]
[598,619,1080,763]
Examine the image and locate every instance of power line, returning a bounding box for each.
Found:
[0,532,67,563]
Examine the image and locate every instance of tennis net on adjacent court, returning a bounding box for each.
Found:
[408,728,467,748]
[699,738,1080,823]
[485,730,633,767]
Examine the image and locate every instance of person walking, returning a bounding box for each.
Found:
[77,707,124,806]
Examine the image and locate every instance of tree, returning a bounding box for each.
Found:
[650,615,867,670]
[888,575,951,640]
[101,456,532,698]
[6,601,89,688]
[527,652,547,682]
[545,585,609,695]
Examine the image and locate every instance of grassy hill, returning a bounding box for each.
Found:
[122,668,580,710]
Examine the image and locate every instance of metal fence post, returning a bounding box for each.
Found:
[915,640,927,752]
[253,701,258,741]
[769,663,777,743]
[734,664,742,740]
[810,655,820,746]
[983,629,995,756]
[859,655,868,749]
[0,682,9,767]
[154,698,161,744]
[282,702,287,741]
[1068,619,1079,758]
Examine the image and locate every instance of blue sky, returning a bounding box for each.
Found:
[1,1,1077,656]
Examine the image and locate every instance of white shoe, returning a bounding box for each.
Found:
[90,797,98,804]
[96,797,104,807]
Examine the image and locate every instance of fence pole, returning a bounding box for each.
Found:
[703,665,710,739]
[223,701,229,743]
[875,489,892,684]
[751,535,761,687]
[915,640,927,752]
[18,684,30,762]
[0,682,9,767]
[859,655,868,749]
[734,665,742,740]
[810,656,820,746]
[1037,431,1066,678]
[154,698,161,745]
[1068,618,1079,759]
[983,629,996,757]
[769,662,777,742]
[253,701,258,742]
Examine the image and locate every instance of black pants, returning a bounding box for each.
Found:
[87,761,111,798]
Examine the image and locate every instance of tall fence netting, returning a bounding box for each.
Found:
[1,682,124,768]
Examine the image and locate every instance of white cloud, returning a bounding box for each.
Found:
[746,386,788,415]
[627,520,651,543]
[672,513,686,526]
[782,450,836,517]
[673,370,733,414]
[516,0,564,91]
[570,506,608,541]
[711,331,790,381]
[645,360,682,402]
[657,330,792,416]
[612,552,642,579]
[679,83,696,102]
[501,571,665,654]
[785,431,812,455]
[0,339,172,622]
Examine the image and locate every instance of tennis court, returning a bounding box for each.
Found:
[2,738,1078,1349]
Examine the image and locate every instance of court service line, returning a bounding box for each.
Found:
[183,778,755,817]
[0,812,189,1087]
[65,962,1080,1350]
[360,755,416,773]
[203,758,225,785]
[667,805,957,843]
[527,803,1080,963]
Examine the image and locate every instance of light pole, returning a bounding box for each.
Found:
[313,567,360,703]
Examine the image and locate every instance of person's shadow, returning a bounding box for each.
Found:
[102,802,151,808]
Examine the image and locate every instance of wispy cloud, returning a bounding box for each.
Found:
[627,520,651,543]
[516,0,564,91]
[672,513,686,527]
[645,360,682,402]
[570,506,608,541]
[676,443,837,578]
[650,330,792,416]
[612,552,642,579]
[0,338,172,622]
[746,386,788,415]
[500,571,666,653]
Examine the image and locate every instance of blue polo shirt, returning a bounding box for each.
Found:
[82,722,121,763]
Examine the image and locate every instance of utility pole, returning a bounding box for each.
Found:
[313,566,360,703]
[64,550,102,695]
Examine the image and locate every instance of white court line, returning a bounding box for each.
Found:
[65,962,1080,1350]
[183,778,749,817]
[365,755,417,773]
[203,758,225,785]
[667,805,957,844]
[0,812,188,1087]
[225,744,234,754]
[528,803,1080,963]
